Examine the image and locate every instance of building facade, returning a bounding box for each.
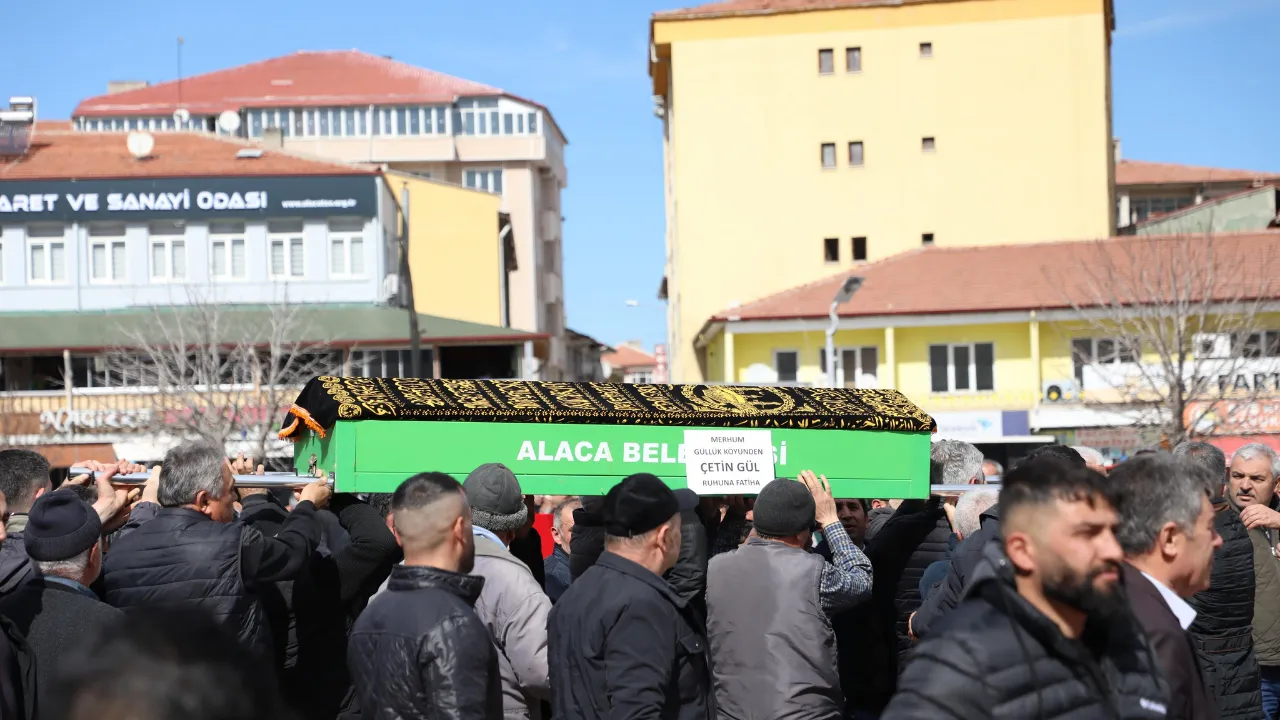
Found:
[696,232,1280,463]
[1115,154,1280,229]
[603,343,659,383]
[71,50,571,378]
[651,0,1117,381]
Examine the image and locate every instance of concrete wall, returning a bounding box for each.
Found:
[654,0,1114,381]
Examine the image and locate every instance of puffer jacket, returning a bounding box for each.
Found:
[349,564,501,720]
[865,498,952,671]
[910,503,1002,640]
[472,534,552,720]
[0,531,32,598]
[1188,501,1265,719]
[882,542,1170,720]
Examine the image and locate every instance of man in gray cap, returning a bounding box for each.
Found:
[706,470,874,720]
[463,463,552,720]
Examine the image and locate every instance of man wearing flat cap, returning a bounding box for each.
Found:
[0,489,122,709]
[549,473,711,720]
[706,471,874,720]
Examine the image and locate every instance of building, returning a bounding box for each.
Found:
[695,231,1280,463]
[71,50,571,378]
[1128,184,1279,238]
[603,343,659,383]
[1115,152,1280,229]
[565,329,611,382]
[0,125,543,465]
[650,0,1117,381]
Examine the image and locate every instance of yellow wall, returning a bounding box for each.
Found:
[656,0,1114,381]
[388,173,504,327]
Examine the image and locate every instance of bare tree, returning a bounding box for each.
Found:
[108,293,341,461]
[1048,231,1280,446]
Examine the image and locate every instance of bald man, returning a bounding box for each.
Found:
[348,472,501,720]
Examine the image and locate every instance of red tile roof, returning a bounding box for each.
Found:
[656,0,945,19]
[708,232,1280,325]
[0,130,376,181]
[74,51,503,117]
[34,120,72,132]
[1116,159,1280,187]
[604,345,658,370]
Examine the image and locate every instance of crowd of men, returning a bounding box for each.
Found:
[0,435,1278,719]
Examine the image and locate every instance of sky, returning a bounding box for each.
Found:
[5,0,1278,353]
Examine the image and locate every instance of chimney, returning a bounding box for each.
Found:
[1113,138,1122,163]
[262,127,284,150]
[107,81,150,95]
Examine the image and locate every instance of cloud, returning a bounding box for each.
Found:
[1117,0,1270,38]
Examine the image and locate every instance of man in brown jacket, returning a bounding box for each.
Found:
[1112,453,1223,720]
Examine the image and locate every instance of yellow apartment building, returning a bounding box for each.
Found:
[696,232,1280,463]
[651,0,1117,382]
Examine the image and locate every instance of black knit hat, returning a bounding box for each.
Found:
[752,478,816,537]
[603,474,696,537]
[25,489,101,562]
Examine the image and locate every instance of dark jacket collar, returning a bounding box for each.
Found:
[155,507,213,523]
[981,503,1001,522]
[239,493,286,511]
[552,545,570,562]
[388,564,485,606]
[596,551,688,609]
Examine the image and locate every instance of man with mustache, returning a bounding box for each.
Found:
[882,456,1169,719]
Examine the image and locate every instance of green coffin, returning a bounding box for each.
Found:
[284,377,936,498]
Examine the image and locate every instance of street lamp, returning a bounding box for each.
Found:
[826,276,865,389]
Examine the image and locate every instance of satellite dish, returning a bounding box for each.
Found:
[126,131,155,159]
[173,108,191,126]
[217,110,242,134]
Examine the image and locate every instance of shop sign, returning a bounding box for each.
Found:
[932,411,1004,440]
[39,409,152,434]
[1186,400,1280,436]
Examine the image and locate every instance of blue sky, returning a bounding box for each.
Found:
[5,0,1278,352]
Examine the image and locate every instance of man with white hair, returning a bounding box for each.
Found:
[1223,442,1280,717]
[953,489,999,540]
[1072,445,1109,473]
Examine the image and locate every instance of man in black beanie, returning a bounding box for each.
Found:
[549,474,710,720]
[705,471,873,720]
[0,489,122,709]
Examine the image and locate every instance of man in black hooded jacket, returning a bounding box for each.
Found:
[883,458,1168,719]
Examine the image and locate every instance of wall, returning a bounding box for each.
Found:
[390,172,504,327]
[655,0,1113,381]
[1135,188,1278,237]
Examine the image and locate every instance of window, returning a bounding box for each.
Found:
[929,343,995,393]
[821,143,836,168]
[269,219,305,279]
[852,236,868,261]
[1230,332,1280,359]
[454,98,501,136]
[920,42,933,58]
[628,370,654,385]
[1072,337,1140,383]
[348,349,434,379]
[774,351,800,384]
[922,233,934,245]
[26,225,66,283]
[846,47,862,72]
[1132,196,1195,222]
[848,141,864,167]
[463,169,504,194]
[818,49,834,74]
[922,137,936,152]
[329,218,365,278]
[820,346,879,388]
[527,112,538,135]
[210,221,247,281]
[824,237,840,263]
[149,221,186,282]
[88,224,127,283]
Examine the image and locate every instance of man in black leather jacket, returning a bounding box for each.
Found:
[883,458,1169,719]
[348,472,500,720]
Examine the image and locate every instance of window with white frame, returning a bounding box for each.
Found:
[453,98,501,136]
[148,221,186,281]
[627,370,655,384]
[929,342,994,393]
[210,221,247,280]
[820,346,879,388]
[88,224,127,283]
[1071,337,1139,383]
[463,169,504,194]
[268,219,305,279]
[774,350,800,384]
[26,225,67,283]
[328,218,365,278]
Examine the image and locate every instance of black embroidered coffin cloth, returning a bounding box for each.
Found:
[280,377,936,439]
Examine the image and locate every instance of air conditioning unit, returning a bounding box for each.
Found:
[1043,379,1081,403]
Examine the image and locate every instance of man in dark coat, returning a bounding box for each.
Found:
[1178,441,1266,719]
[544,497,579,602]
[0,490,123,711]
[348,472,501,720]
[549,474,710,720]
[1111,453,1223,720]
[0,449,53,596]
[101,442,330,660]
[883,458,1169,719]
[237,487,400,719]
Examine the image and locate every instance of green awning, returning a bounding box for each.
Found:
[0,304,539,352]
